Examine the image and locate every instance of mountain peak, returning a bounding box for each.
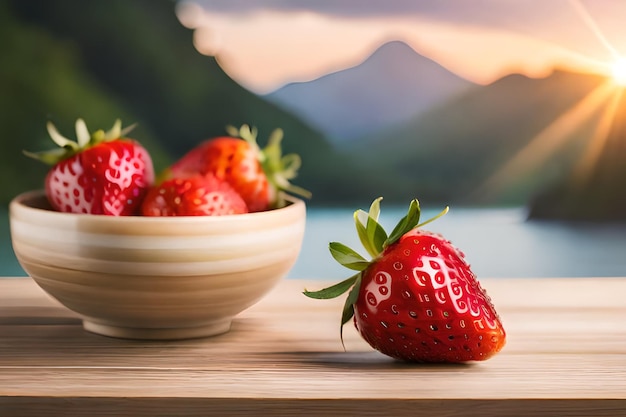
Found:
[359,40,450,74]
[366,40,419,60]
[265,40,475,142]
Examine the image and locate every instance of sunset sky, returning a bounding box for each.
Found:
[177,0,626,94]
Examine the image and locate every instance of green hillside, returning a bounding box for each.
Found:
[0,0,171,204]
[353,70,608,205]
[2,0,365,206]
[529,85,626,221]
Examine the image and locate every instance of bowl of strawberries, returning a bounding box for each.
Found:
[10,119,308,340]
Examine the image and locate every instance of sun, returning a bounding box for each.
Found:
[610,57,626,86]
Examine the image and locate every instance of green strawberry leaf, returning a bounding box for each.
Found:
[22,148,69,166]
[225,124,240,138]
[46,121,78,151]
[368,217,387,257]
[329,242,370,271]
[368,197,382,222]
[279,153,300,180]
[340,273,362,348]
[226,124,262,155]
[366,197,388,256]
[264,130,311,200]
[262,128,283,167]
[385,199,421,247]
[354,209,372,256]
[341,273,361,325]
[26,118,137,167]
[303,274,358,299]
[118,121,137,140]
[227,124,311,205]
[104,119,122,141]
[75,119,90,148]
[417,206,450,228]
[354,208,386,258]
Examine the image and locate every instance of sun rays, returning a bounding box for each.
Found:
[475,80,619,199]
[476,0,626,202]
[569,0,626,86]
[572,87,624,186]
[568,0,622,60]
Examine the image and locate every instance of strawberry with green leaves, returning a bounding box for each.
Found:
[141,173,248,216]
[168,125,310,212]
[304,198,506,363]
[25,119,154,216]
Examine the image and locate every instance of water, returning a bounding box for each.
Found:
[3,207,626,279]
[289,205,626,280]
[0,209,26,276]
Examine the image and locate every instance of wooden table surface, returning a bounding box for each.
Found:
[1,277,626,416]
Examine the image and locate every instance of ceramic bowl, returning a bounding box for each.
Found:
[9,190,306,340]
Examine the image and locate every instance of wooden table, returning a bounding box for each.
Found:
[1,277,625,416]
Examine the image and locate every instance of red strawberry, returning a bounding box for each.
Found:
[25,119,154,216]
[141,174,248,216]
[168,125,310,212]
[304,198,506,363]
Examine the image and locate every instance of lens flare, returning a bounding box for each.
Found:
[611,58,626,86]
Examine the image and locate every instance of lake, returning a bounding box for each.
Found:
[3,206,626,280]
[293,205,626,280]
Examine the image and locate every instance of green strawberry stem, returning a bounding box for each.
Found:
[303,197,449,345]
[24,118,136,165]
[226,124,312,206]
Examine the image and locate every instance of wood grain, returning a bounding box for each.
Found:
[1,277,626,416]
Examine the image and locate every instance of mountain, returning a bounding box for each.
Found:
[265,40,476,143]
[528,85,626,222]
[349,69,609,205]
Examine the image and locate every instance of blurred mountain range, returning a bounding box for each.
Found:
[349,70,608,205]
[265,40,475,143]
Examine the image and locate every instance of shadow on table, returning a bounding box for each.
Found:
[261,350,474,370]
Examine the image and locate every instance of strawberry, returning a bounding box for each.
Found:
[25,119,154,216]
[167,125,310,212]
[304,198,506,363]
[141,173,248,216]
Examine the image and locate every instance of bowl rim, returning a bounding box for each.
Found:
[10,189,305,225]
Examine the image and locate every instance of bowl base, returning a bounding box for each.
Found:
[82,318,233,340]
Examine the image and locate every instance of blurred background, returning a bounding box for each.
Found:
[2,0,626,279]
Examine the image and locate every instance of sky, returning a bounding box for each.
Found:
[176,0,626,94]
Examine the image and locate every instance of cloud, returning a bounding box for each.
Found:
[185,0,626,42]
[187,0,564,31]
[179,0,625,93]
